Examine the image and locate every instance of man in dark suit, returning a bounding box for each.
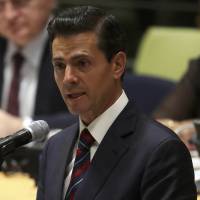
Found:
[0,0,77,180]
[37,6,197,199]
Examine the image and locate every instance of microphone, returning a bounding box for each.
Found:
[0,120,49,157]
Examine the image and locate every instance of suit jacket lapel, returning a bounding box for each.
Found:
[48,123,79,200]
[75,101,138,199]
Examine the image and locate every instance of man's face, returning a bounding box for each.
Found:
[0,0,55,47]
[52,32,125,125]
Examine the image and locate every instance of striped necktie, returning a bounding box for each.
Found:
[6,52,24,116]
[65,128,95,200]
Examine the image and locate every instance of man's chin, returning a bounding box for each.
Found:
[67,107,81,115]
[67,107,87,117]
[10,33,30,47]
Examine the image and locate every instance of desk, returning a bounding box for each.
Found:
[0,172,36,200]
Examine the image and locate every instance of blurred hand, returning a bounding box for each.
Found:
[0,110,23,138]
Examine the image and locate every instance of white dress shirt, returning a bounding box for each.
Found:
[1,27,48,119]
[63,90,129,199]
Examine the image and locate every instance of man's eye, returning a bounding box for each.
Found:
[53,62,66,70]
[77,60,90,68]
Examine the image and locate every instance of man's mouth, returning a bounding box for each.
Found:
[66,92,85,99]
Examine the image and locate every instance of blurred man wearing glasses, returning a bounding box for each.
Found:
[0,0,76,181]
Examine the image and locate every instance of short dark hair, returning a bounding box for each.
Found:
[47,6,127,61]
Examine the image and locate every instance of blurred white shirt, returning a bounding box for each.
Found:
[1,27,48,119]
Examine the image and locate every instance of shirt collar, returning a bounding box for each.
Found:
[79,90,129,144]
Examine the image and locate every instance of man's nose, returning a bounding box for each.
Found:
[3,2,18,20]
[63,66,78,84]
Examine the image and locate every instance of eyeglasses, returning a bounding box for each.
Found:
[0,0,31,11]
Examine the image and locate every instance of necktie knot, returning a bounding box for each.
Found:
[79,128,95,149]
[12,52,24,72]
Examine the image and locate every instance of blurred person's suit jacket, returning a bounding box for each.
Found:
[37,100,196,200]
[153,57,200,120]
[0,37,77,181]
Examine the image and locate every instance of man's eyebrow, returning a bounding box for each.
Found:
[70,53,89,61]
[52,53,90,63]
[52,57,62,61]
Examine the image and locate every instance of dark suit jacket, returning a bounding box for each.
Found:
[37,100,196,200]
[153,57,200,120]
[0,37,77,129]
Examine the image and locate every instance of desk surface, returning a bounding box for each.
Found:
[0,172,36,200]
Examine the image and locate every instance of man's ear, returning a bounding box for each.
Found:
[112,51,126,79]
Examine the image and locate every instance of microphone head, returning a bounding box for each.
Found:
[27,120,50,142]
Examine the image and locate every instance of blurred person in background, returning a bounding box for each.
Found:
[0,0,77,181]
[153,58,200,150]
